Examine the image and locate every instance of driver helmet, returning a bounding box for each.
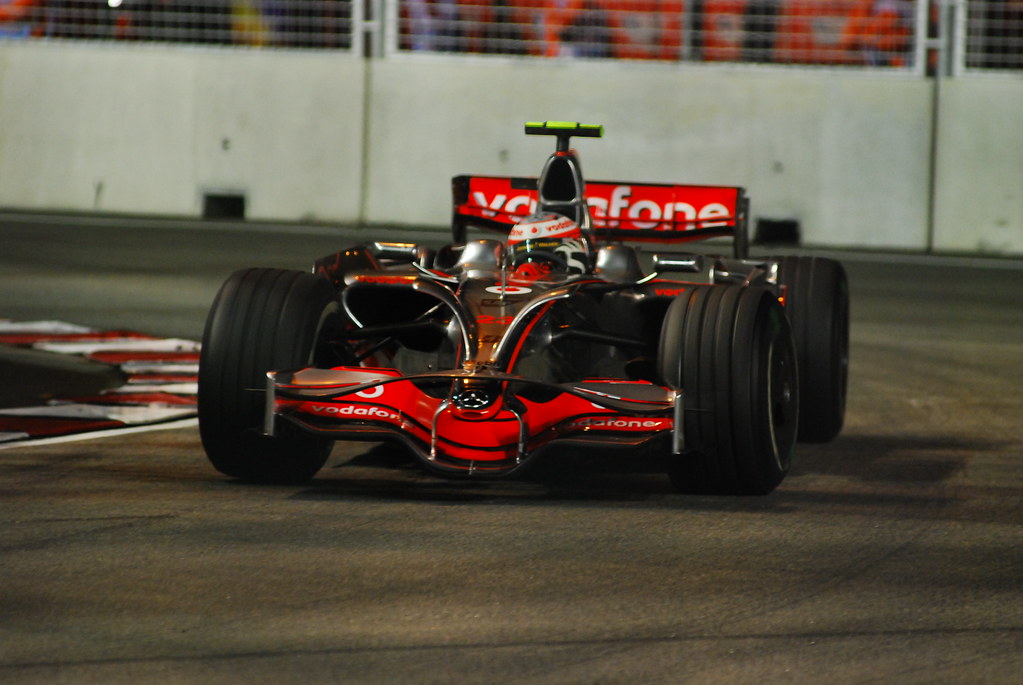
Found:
[508,213,589,275]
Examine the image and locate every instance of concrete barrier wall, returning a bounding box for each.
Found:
[1,42,1020,254]
[364,57,934,250]
[932,78,1023,255]
[0,43,366,221]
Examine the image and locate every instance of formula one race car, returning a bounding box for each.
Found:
[198,122,848,495]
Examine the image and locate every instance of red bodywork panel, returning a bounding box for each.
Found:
[271,367,675,475]
[452,175,748,244]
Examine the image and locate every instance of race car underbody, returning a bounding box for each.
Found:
[198,122,849,495]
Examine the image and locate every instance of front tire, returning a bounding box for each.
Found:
[198,268,340,483]
[658,286,799,495]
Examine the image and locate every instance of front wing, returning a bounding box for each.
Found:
[266,367,684,476]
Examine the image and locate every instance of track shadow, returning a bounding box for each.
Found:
[281,433,992,511]
[791,433,1007,484]
[290,443,683,505]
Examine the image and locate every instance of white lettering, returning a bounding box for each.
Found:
[474,191,535,219]
[573,416,665,429]
[671,202,696,225]
[309,404,397,420]
[698,203,730,229]
[473,191,502,218]
[485,285,532,295]
[627,199,662,230]
[505,195,535,217]
[610,185,632,219]
[471,187,731,232]
[356,385,385,399]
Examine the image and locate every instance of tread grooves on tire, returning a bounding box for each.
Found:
[659,285,799,495]
[199,268,337,483]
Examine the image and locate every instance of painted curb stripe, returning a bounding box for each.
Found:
[0,319,200,445]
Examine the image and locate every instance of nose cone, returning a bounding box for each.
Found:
[450,379,504,420]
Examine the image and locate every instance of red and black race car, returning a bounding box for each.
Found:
[198,122,848,495]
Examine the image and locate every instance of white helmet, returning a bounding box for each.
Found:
[508,213,588,275]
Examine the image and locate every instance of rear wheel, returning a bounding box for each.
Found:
[658,285,799,495]
[198,268,341,483]
[775,256,849,443]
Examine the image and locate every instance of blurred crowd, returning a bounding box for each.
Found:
[400,0,918,66]
[1,0,1019,69]
[0,0,351,47]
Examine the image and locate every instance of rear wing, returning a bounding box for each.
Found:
[452,175,749,257]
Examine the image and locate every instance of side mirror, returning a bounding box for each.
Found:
[652,252,704,274]
[370,242,432,267]
[711,258,773,286]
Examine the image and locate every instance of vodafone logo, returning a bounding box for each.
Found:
[309,404,397,420]
[509,214,579,242]
[355,385,384,399]
[472,191,535,219]
[572,416,669,430]
[485,285,531,295]
[588,186,730,230]
[470,184,733,231]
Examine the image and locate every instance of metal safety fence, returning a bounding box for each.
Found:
[397,0,920,68]
[0,0,1019,72]
[964,0,1023,70]
[0,1,354,47]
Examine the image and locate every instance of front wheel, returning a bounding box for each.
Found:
[198,268,341,483]
[658,285,799,495]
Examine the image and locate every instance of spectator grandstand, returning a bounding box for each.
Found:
[0,0,1018,70]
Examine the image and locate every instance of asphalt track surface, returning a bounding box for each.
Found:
[1,213,1022,683]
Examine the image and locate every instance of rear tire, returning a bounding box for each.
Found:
[658,286,799,495]
[775,256,849,443]
[198,268,340,483]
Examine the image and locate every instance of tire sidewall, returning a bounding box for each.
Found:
[659,285,798,495]
[776,256,849,443]
[198,268,339,482]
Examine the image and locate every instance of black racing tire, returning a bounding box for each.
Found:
[774,256,849,443]
[198,268,340,483]
[658,285,799,495]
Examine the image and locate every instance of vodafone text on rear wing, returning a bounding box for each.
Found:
[452,175,750,258]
